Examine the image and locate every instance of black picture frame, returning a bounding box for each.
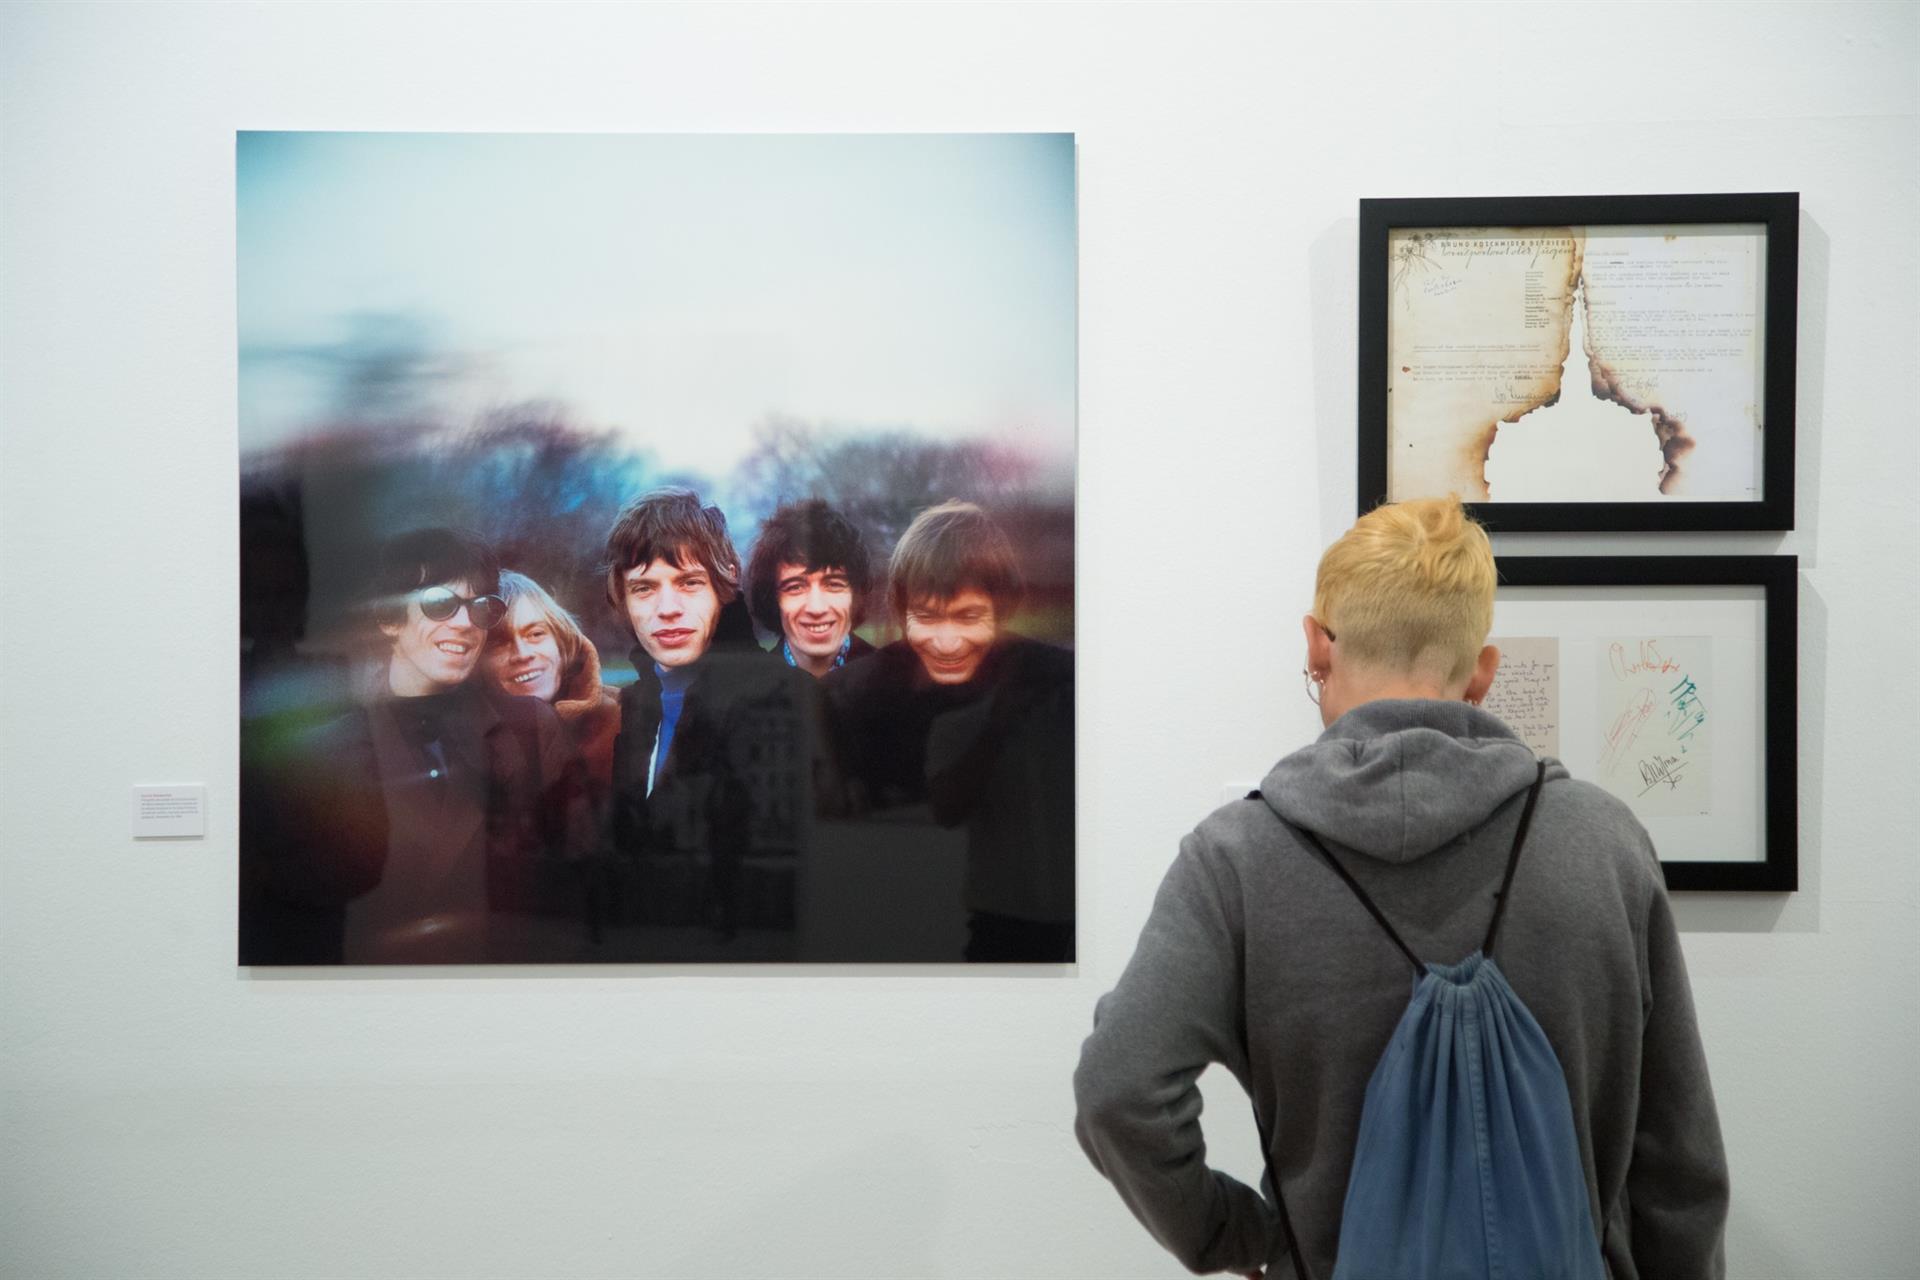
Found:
[1494,554,1797,892]
[1360,193,1798,532]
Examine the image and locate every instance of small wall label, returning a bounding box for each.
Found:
[132,785,207,839]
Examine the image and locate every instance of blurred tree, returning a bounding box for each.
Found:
[242,405,663,668]
[241,405,1075,674]
[732,415,1052,549]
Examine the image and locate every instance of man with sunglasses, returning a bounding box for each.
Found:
[240,528,587,965]
[384,578,506,694]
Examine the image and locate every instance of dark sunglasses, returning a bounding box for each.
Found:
[416,585,507,629]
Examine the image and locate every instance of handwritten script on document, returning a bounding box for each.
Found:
[1387,224,1764,505]
[1485,636,1560,758]
[1596,636,1712,817]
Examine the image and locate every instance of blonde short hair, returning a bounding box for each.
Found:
[1312,498,1495,684]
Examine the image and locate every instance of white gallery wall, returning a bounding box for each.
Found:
[2,3,1914,1276]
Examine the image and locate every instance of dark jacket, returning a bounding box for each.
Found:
[1073,700,1727,1279]
[605,599,831,944]
[822,637,982,811]
[239,681,587,965]
[825,635,1076,926]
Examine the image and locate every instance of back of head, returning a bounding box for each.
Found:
[602,486,742,609]
[888,500,1024,622]
[368,527,500,628]
[1313,498,1494,685]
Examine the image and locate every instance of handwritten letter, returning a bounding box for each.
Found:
[1485,636,1560,757]
[1595,636,1713,816]
[1388,224,1764,504]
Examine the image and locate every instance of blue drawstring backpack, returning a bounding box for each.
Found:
[1253,763,1608,1280]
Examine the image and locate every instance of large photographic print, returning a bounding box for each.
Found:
[238,133,1077,965]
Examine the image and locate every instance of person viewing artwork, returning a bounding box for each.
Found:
[827,500,1074,962]
[1073,498,1727,1277]
[484,569,621,800]
[601,487,827,957]
[744,498,877,677]
[239,528,588,965]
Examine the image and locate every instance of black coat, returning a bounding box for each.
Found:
[823,634,1076,945]
[603,599,832,944]
[239,681,587,965]
[821,638,987,811]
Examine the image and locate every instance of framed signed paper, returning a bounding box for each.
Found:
[1360,194,1797,531]
[1487,556,1796,892]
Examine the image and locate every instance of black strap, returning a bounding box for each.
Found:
[1280,759,1552,972]
[1295,825,1425,974]
[1481,761,1548,957]
[1249,1101,1313,1280]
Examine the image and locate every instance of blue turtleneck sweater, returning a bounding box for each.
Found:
[651,662,697,793]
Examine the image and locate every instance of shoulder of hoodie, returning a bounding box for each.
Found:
[1515,767,1669,898]
[1182,763,1666,900]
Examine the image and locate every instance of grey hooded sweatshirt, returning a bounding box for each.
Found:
[1074,700,1727,1278]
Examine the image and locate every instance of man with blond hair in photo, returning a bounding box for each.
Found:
[483,570,622,800]
[1075,498,1727,1278]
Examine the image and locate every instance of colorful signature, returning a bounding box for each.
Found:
[1609,640,1683,680]
[1637,753,1689,795]
[1666,674,1707,745]
[1599,689,1656,776]
[1601,660,1708,786]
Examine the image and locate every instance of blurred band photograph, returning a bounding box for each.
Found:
[237,132,1077,965]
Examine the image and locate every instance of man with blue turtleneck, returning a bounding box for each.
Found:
[601,487,822,958]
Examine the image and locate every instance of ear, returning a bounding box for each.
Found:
[379,620,403,643]
[1301,614,1333,678]
[1464,643,1501,705]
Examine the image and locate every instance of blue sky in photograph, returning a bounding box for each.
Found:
[238,132,1077,477]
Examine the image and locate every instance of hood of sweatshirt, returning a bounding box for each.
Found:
[1259,699,1556,864]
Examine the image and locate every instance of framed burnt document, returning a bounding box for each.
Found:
[1485,555,1797,892]
[1359,193,1798,531]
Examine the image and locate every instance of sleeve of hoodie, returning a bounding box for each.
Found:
[1074,830,1278,1275]
[1629,877,1730,1279]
